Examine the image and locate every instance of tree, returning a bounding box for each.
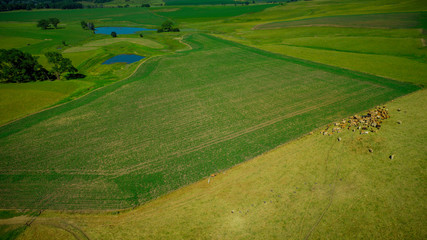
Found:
[37,19,50,29]
[160,20,173,32]
[157,20,179,33]
[81,20,88,30]
[0,49,52,83]
[87,22,95,32]
[111,31,117,38]
[44,52,77,80]
[48,18,60,29]
[49,17,60,28]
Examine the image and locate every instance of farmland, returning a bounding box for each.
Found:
[0,4,274,124]
[8,88,425,240]
[0,32,419,210]
[0,0,426,239]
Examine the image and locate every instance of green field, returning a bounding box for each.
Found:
[0,80,94,125]
[155,4,274,22]
[164,0,235,5]
[5,87,426,240]
[0,0,426,238]
[0,33,419,210]
[0,4,277,125]
[209,5,427,86]
[256,12,427,29]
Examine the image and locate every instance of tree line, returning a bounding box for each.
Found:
[0,49,79,83]
[0,0,84,11]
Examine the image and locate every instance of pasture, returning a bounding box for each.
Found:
[0,33,418,210]
[209,6,427,85]
[0,81,93,125]
[5,83,426,240]
[0,4,275,124]
[255,12,427,30]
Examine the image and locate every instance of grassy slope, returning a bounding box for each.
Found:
[0,33,418,210]
[193,0,427,85]
[0,1,425,239]
[0,81,94,125]
[155,4,274,23]
[256,12,427,29]
[13,88,426,240]
[0,4,275,125]
[0,8,176,125]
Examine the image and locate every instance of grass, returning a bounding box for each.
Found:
[10,88,426,239]
[0,211,23,219]
[16,225,74,240]
[0,225,25,240]
[0,36,42,49]
[164,0,236,5]
[0,3,275,125]
[0,0,425,239]
[155,4,274,23]
[63,38,164,53]
[209,4,427,86]
[0,12,187,125]
[0,80,94,125]
[259,43,427,85]
[0,8,166,26]
[0,33,419,210]
[256,12,427,29]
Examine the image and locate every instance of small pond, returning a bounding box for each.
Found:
[102,54,145,65]
[95,27,155,35]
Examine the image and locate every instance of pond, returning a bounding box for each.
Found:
[95,27,156,35]
[102,54,145,65]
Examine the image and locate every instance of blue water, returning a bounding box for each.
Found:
[95,27,155,34]
[102,54,145,65]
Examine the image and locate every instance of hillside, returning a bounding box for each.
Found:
[0,0,426,239]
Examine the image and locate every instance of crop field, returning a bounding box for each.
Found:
[0,0,426,238]
[0,4,278,124]
[164,0,236,5]
[255,12,427,30]
[0,8,166,26]
[155,4,273,22]
[0,33,419,210]
[4,84,426,240]
[209,3,427,86]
